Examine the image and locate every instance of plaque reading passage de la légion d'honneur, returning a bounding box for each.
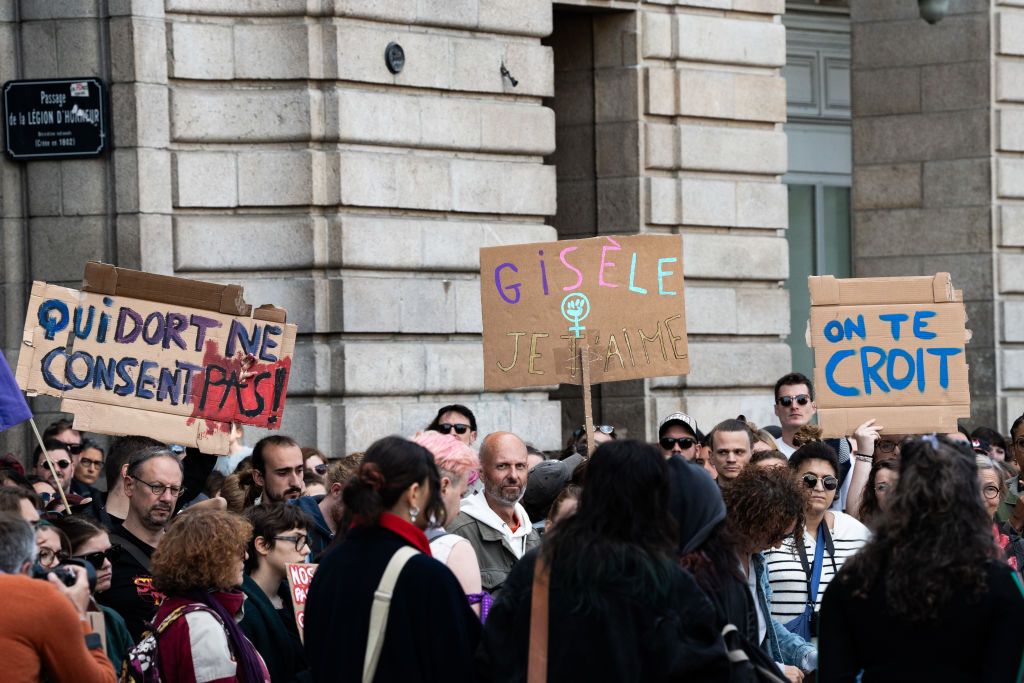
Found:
[3,77,108,160]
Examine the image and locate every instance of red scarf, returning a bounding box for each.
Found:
[378,512,433,556]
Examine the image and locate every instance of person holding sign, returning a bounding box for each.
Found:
[240,504,310,683]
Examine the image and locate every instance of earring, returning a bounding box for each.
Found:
[409,505,420,522]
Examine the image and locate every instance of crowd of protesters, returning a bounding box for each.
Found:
[2,372,1024,682]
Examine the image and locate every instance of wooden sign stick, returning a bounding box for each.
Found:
[580,343,596,456]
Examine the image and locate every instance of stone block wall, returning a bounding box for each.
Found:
[996,0,1024,426]
[849,0,997,429]
[639,0,792,432]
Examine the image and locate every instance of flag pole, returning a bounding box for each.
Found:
[26,418,71,512]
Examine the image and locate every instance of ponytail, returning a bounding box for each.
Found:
[341,436,446,529]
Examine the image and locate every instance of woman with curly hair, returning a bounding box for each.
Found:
[303,436,479,683]
[149,509,269,683]
[723,465,816,682]
[480,440,730,682]
[819,436,1024,682]
[855,457,899,531]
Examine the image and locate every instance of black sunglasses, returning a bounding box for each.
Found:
[802,473,839,491]
[660,437,696,451]
[46,459,71,470]
[437,423,471,435]
[777,395,811,408]
[73,545,123,570]
[313,464,327,475]
[573,424,615,439]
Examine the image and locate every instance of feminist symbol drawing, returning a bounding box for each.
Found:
[561,292,591,338]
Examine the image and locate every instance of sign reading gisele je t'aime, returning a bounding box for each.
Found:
[807,273,971,438]
[480,234,689,391]
[15,262,297,454]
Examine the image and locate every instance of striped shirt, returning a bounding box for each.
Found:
[765,511,870,621]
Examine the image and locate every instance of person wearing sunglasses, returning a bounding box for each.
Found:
[563,423,616,457]
[765,442,869,642]
[426,403,478,446]
[657,412,701,461]
[772,373,821,459]
[240,503,311,683]
[301,447,329,485]
[31,439,78,496]
[54,515,135,668]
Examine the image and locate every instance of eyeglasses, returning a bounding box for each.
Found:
[437,423,471,436]
[78,457,104,470]
[273,534,310,552]
[1015,438,1024,452]
[56,442,84,456]
[572,424,616,439]
[73,545,123,570]
[42,459,71,470]
[981,484,1002,501]
[660,437,696,451]
[312,464,327,475]
[129,476,186,498]
[876,440,900,454]
[801,473,839,491]
[874,482,892,494]
[776,395,810,408]
[37,547,69,568]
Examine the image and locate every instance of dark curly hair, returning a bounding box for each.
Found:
[841,436,996,622]
[152,510,252,595]
[723,466,806,554]
[542,440,678,614]
[857,458,899,530]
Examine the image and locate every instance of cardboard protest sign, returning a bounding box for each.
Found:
[286,563,317,643]
[480,235,688,391]
[15,262,296,454]
[807,273,971,437]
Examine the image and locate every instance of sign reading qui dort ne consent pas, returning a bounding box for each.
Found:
[480,234,689,391]
[808,273,971,438]
[16,262,297,454]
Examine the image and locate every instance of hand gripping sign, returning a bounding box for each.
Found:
[807,273,971,437]
[15,262,297,454]
[480,234,689,391]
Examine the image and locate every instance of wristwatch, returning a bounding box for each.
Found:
[84,632,102,650]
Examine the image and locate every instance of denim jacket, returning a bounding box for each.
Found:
[752,552,818,670]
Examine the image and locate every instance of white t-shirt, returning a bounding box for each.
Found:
[777,440,796,458]
[764,511,870,621]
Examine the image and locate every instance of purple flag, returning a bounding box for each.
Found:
[0,349,31,432]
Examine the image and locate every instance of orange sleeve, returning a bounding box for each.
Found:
[37,585,117,683]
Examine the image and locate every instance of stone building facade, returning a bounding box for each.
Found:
[0,0,1015,459]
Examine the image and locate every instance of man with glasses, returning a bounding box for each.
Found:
[658,412,701,461]
[99,446,184,641]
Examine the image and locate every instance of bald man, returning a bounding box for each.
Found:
[448,432,541,595]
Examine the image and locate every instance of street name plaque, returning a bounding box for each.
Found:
[3,78,108,160]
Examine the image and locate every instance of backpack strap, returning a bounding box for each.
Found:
[527,554,550,683]
[109,533,152,574]
[362,545,419,683]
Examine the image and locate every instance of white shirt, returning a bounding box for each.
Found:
[764,511,870,621]
[778,440,796,458]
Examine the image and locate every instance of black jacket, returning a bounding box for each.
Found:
[304,523,480,683]
[478,547,730,682]
[820,559,1024,682]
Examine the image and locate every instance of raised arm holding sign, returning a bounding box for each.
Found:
[807,273,971,438]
